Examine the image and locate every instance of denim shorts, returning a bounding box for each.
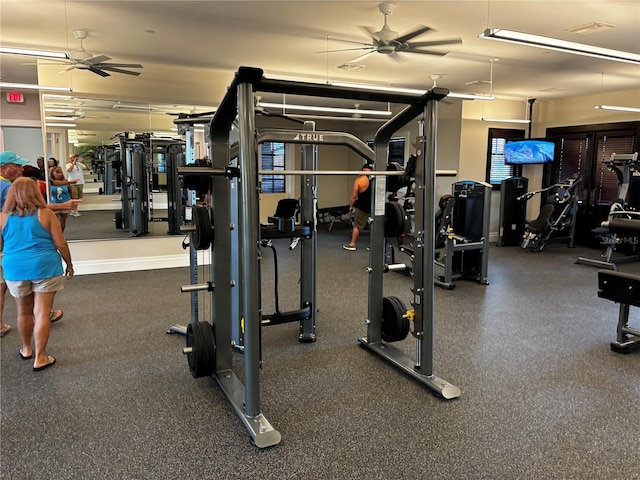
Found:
[5,276,65,297]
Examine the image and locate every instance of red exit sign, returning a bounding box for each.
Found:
[6,91,24,103]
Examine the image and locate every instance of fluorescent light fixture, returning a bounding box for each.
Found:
[448,92,496,101]
[0,82,72,92]
[330,81,495,101]
[0,46,68,59]
[112,104,156,111]
[481,117,531,124]
[44,107,75,113]
[42,94,74,100]
[45,123,77,127]
[45,116,77,121]
[287,114,387,122]
[594,105,640,113]
[258,102,392,116]
[152,131,179,137]
[479,28,640,65]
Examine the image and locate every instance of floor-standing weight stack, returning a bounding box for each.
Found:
[434,180,491,288]
[498,176,528,247]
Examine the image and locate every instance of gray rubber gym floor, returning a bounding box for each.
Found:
[1,228,638,480]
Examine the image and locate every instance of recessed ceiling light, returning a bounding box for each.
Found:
[566,21,616,35]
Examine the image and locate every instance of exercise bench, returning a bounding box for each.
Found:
[597,270,640,353]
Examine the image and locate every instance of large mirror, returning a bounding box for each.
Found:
[42,94,214,242]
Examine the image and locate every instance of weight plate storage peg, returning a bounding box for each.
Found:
[185,321,216,378]
[381,296,410,342]
[191,205,213,250]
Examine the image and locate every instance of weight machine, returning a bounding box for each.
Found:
[598,270,640,353]
[518,174,582,251]
[177,66,459,448]
[576,153,640,269]
[396,179,489,289]
[114,134,185,236]
[96,144,121,195]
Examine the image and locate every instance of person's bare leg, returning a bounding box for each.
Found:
[58,212,68,231]
[0,283,7,331]
[32,291,56,368]
[350,226,360,247]
[15,294,35,357]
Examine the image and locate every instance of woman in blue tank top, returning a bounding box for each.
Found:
[1,177,74,371]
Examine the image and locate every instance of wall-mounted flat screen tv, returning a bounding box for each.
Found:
[504,139,555,165]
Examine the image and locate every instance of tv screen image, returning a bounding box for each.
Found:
[504,139,555,165]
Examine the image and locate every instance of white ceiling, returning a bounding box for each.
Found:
[1,0,639,144]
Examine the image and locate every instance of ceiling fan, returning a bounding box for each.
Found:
[325,2,462,64]
[55,30,143,77]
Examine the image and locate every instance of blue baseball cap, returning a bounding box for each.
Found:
[0,151,29,166]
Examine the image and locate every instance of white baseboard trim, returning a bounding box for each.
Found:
[73,254,190,275]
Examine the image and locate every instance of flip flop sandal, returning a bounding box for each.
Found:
[50,311,64,323]
[19,348,33,360]
[33,356,56,372]
[0,324,11,337]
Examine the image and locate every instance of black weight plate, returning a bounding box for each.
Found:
[386,162,408,193]
[114,210,123,230]
[385,202,410,238]
[191,205,213,250]
[381,296,410,342]
[186,321,216,378]
[389,296,410,342]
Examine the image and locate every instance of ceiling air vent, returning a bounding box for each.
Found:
[565,21,616,35]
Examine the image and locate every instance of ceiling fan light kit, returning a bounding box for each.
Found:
[479,28,640,65]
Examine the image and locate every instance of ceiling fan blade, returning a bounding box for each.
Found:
[395,25,432,44]
[316,47,377,54]
[98,66,141,76]
[87,55,112,64]
[95,62,143,69]
[346,49,377,63]
[358,25,379,41]
[408,38,463,48]
[388,52,406,64]
[324,37,374,47]
[88,66,110,77]
[403,48,448,57]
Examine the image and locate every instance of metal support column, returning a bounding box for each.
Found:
[215,80,281,448]
[299,121,318,342]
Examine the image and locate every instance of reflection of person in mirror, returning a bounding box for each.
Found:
[49,166,74,231]
[36,156,46,181]
[66,154,89,217]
